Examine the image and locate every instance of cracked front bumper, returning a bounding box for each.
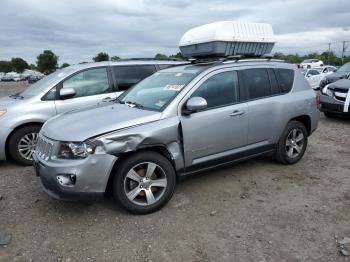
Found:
[33,153,117,203]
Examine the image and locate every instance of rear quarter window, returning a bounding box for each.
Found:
[275,69,294,93]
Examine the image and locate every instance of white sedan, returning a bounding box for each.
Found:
[301,66,337,90]
[300,59,324,69]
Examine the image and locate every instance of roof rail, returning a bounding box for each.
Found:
[188,55,284,66]
[116,58,186,62]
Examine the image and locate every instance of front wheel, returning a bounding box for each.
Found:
[8,125,41,166]
[275,121,308,165]
[113,151,176,214]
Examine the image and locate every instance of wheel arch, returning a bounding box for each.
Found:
[105,145,179,194]
[5,122,43,159]
[289,115,311,135]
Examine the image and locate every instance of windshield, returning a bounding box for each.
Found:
[119,71,196,111]
[337,63,350,73]
[20,68,74,98]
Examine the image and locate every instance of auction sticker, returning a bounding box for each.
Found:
[164,84,184,91]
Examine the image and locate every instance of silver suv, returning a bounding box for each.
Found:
[0,60,186,165]
[33,59,320,214]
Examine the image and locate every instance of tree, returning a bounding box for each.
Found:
[93,52,109,62]
[154,53,169,60]
[0,61,12,73]
[11,57,29,73]
[37,50,58,74]
[61,63,70,68]
[169,52,186,60]
[110,56,120,61]
[29,64,37,70]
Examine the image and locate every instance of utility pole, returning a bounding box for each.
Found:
[341,41,347,65]
[327,42,331,65]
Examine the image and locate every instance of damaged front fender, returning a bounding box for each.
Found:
[93,117,185,171]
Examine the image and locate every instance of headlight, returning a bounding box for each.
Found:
[57,142,96,159]
[0,110,6,117]
[322,85,333,97]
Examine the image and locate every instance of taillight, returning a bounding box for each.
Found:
[316,94,320,109]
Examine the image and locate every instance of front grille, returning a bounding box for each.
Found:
[35,134,55,161]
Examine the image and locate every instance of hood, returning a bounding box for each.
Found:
[0,96,26,109]
[41,103,162,141]
[328,79,350,91]
[320,72,349,88]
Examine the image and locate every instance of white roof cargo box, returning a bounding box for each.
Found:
[179,21,275,58]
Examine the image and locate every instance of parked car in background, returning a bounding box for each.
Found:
[33,58,320,214]
[300,59,324,69]
[320,62,350,89]
[301,66,337,90]
[1,72,21,82]
[0,72,5,81]
[320,78,350,117]
[20,75,28,81]
[28,75,44,84]
[0,60,187,165]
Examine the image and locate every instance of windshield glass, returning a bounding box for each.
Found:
[119,71,196,111]
[337,63,350,73]
[20,68,74,98]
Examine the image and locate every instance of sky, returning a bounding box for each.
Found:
[0,0,350,65]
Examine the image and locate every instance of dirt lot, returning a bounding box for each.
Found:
[0,82,350,262]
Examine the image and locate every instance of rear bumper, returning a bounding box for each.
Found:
[0,125,13,160]
[33,153,117,204]
[320,94,349,114]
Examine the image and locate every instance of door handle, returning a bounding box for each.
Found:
[102,97,115,102]
[229,110,244,117]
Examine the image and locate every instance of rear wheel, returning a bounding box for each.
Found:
[8,125,41,166]
[275,121,308,165]
[113,151,176,214]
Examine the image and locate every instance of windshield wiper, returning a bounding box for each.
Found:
[9,93,24,99]
[125,101,144,109]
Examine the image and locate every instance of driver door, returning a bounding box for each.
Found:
[180,70,248,169]
[54,67,117,114]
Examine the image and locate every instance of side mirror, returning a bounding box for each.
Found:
[183,97,207,115]
[306,74,311,78]
[59,88,76,99]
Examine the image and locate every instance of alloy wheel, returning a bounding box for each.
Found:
[124,162,168,206]
[18,132,38,161]
[285,128,305,158]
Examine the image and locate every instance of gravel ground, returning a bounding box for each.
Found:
[0,82,350,262]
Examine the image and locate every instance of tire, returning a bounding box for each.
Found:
[113,151,176,214]
[8,125,41,166]
[324,112,337,118]
[307,65,311,69]
[275,121,308,165]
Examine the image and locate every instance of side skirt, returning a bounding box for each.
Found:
[178,145,275,178]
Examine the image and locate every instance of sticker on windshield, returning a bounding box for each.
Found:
[175,73,183,77]
[164,84,184,91]
[155,100,166,108]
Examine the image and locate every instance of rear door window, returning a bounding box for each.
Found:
[113,65,156,91]
[241,69,272,100]
[275,69,295,93]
